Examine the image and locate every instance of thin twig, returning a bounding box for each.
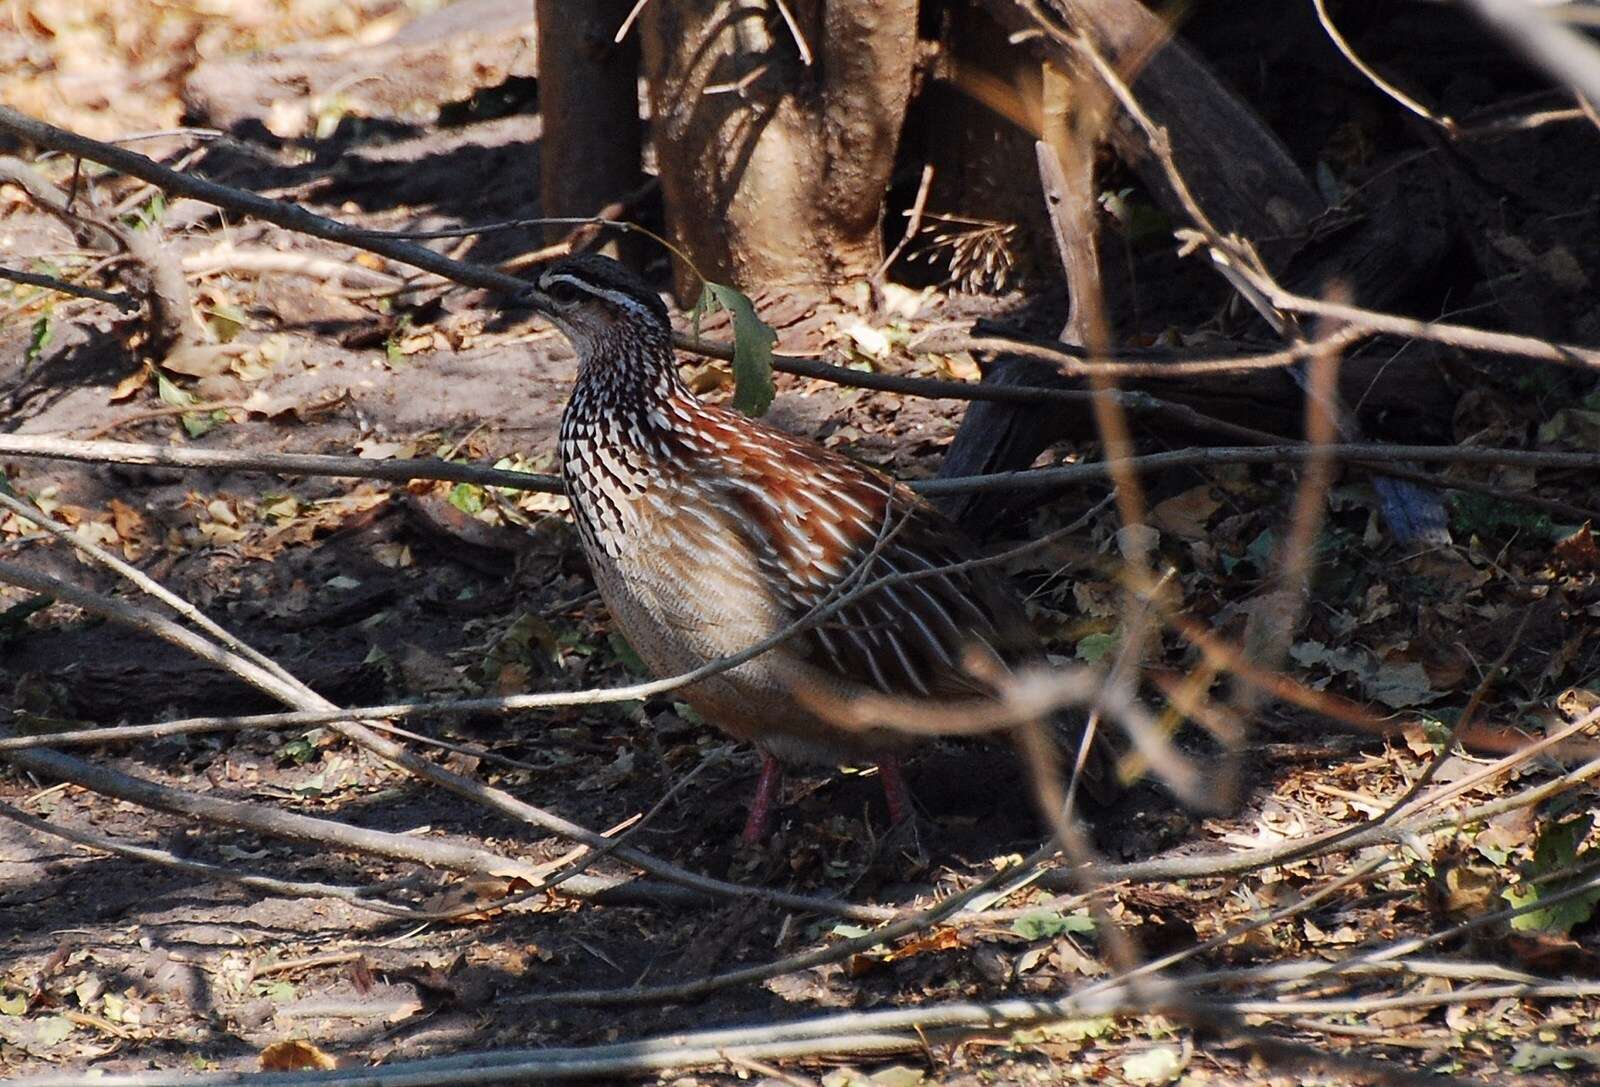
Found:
[770,0,813,65]
[0,434,559,492]
[612,0,653,43]
[0,264,138,310]
[916,325,1372,378]
[1312,0,1456,132]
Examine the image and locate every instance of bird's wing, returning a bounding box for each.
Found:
[689,410,1034,700]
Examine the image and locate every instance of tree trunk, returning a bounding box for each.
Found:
[535,0,643,258]
[641,0,918,297]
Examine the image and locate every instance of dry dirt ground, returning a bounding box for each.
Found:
[3,2,1600,1084]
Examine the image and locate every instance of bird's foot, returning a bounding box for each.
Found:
[878,757,913,827]
[874,759,928,873]
[739,754,784,846]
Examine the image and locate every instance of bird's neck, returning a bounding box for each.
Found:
[566,323,691,432]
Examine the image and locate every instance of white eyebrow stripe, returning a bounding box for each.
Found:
[540,272,657,322]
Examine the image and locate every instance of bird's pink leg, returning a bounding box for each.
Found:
[879,758,912,826]
[740,755,783,844]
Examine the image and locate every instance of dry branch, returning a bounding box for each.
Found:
[0,264,138,310]
[9,962,1569,1087]
[0,800,434,917]
[9,434,1600,503]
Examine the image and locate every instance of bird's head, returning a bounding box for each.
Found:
[523,253,672,361]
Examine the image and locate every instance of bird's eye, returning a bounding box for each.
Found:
[541,276,584,306]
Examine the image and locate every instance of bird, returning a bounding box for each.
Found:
[524,253,1111,843]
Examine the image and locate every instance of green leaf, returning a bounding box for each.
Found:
[1075,632,1118,663]
[1503,814,1600,934]
[1121,1045,1184,1085]
[30,1014,75,1047]
[276,736,318,765]
[156,372,194,408]
[181,409,227,439]
[695,281,776,417]
[448,483,485,515]
[206,303,248,343]
[25,315,52,364]
[1011,908,1095,940]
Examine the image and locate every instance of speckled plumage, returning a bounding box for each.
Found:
[531,254,1106,832]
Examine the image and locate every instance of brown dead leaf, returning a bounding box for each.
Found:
[1370,976,1451,1028]
[1556,686,1600,719]
[1503,933,1600,976]
[106,499,145,541]
[882,927,961,963]
[260,1040,338,1071]
[108,368,150,402]
[1437,864,1500,917]
[419,879,521,923]
[1149,485,1221,540]
[1399,722,1437,758]
[163,342,244,378]
[1555,523,1600,571]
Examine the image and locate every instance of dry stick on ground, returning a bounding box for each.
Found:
[0,263,138,310]
[0,800,436,918]
[8,427,1597,525]
[0,434,558,492]
[0,732,551,886]
[11,434,1600,506]
[12,964,1567,1087]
